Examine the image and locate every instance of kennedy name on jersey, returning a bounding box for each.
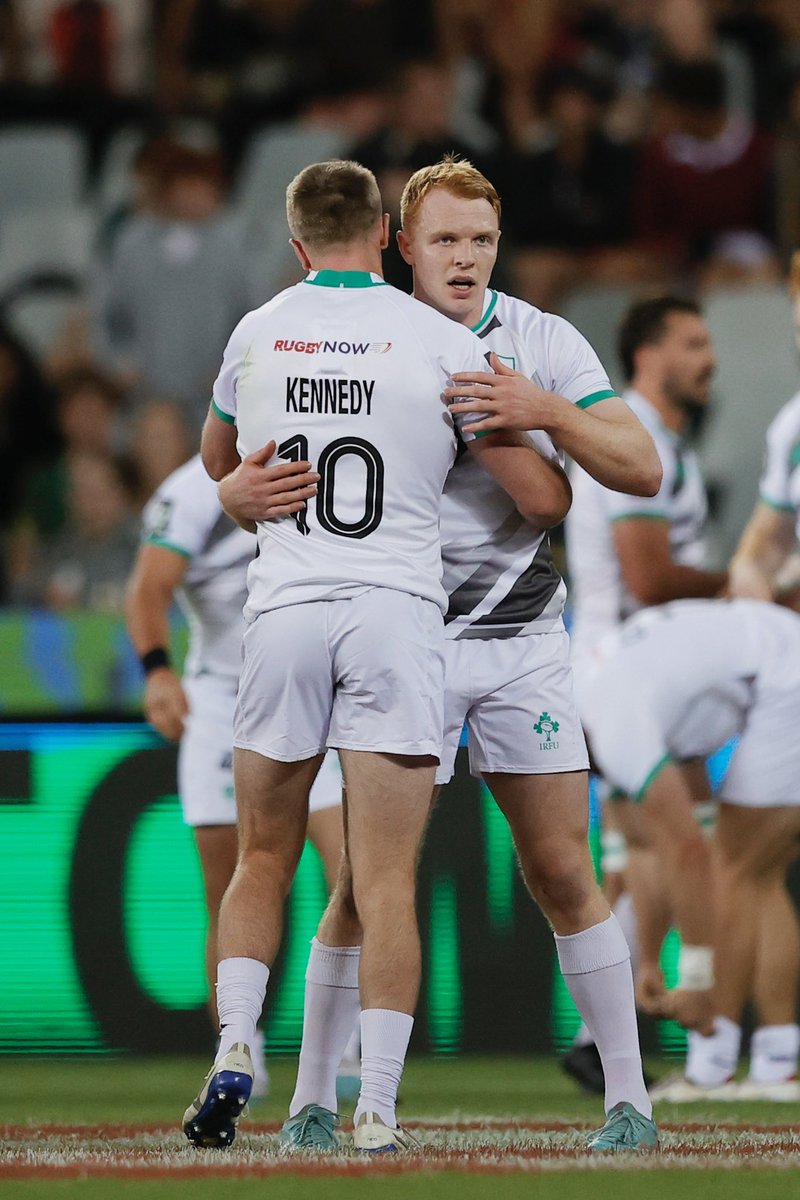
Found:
[274,339,392,355]
[286,376,375,415]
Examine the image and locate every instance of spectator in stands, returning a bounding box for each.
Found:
[13,449,139,612]
[0,0,153,169]
[349,59,477,287]
[128,399,192,506]
[0,323,59,602]
[504,62,649,314]
[634,58,780,287]
[92,143,253,432]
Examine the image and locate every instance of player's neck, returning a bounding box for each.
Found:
[309,248,384,277]
[632,383,686,435]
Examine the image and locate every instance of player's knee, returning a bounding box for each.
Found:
[527,847,594,918]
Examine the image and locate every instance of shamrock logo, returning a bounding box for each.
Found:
[534,712,560,742]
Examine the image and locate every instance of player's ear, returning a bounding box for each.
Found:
[397,227,413,265]
[289,238,312,271]
[380,212,390,250]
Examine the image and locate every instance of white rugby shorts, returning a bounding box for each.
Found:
[721,684,800,808]
[234,587,445,761]
[436,630,589,785]
[179,674,342,826]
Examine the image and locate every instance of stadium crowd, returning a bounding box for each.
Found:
[2,0,800,608]
[3,0,800,1148]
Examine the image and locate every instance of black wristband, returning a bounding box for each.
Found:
[140,647,171,675]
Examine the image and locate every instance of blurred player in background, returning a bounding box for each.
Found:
[579,599,800,1102]
[221,157,663,1154]
[190,159,573,1154]
[563,295,726,1092]
[729,251,800,604]
[125,453,352,1100]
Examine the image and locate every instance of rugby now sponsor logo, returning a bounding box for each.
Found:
[274,339,392,355]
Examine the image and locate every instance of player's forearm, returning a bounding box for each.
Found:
[625,562,728,607]
[471,433,572,527]
[543,399,662,497]
[731,513,793,585]
[125,576,174,656]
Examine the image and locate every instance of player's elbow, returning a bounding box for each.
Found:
[628,444,663,498]
[519,476,572,529]
[201,445,229,482]
[624,569,671,608]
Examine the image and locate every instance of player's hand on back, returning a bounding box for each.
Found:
[218,440,319,527]
[145,668,189,742]
[446,352,552,434]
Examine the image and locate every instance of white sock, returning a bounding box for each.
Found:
[748,1024,800,1084]
[686,1016,740,1087]
[340,1024,361,1075]
[613,892,639,977]
[572,1022,594,1048]
[216,957,269,1060]
[555,914,651,1118]
[354,1008,413,1129]
[289,939,361,1117]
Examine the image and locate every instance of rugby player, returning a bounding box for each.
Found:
[184,160,572,1152]
[563,296,726,1089]
[578,599,800,1101]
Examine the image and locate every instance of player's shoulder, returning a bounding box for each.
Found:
[766,389,800,442]
[150,454,218,510]
[491,291,580,342]
[388,288,484,357]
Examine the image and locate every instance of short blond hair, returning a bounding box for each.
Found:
[286,160,383,248]
[400,156,501,232]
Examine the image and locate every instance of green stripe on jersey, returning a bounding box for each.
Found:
[470,290,498,334]
[635,754,672,802]
[759,492,795,513]
[576,388,618,409]
[144,536,192,559]
[610,511,669,523]
[211,399,235,425]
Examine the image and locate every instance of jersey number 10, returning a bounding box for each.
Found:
[279,434,385,539]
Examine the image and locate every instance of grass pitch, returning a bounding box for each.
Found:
[2,1056,800,1198]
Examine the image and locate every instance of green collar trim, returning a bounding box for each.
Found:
[470,290,498,333]
[304,270,388,289]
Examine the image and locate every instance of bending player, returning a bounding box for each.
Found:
[185,160,572,1153]
[221,157,663,1153]
[579,599,800,1100]
[125,453,351,1097]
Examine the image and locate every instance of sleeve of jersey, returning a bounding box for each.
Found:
[141,471,220,559]
[604,446,675,524]
[758,405,796,511]
[449,331,493,441]
[543,314,617,409]
[210,317,251,426]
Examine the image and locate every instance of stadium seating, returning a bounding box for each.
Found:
[0,208,94,292]
[700,285,799,555]
[0,127,87,215]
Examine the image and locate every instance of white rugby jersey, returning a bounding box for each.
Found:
[441,289,617,640]
[566,390,708,660]
[579,599,800,798]
[758,389,800,538]
[142,455,254,680]
[212,269,488,620]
